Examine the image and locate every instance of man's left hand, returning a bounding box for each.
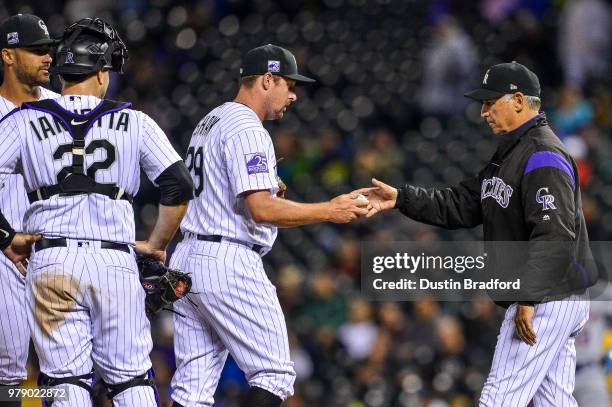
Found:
[515,303,536,346]
[135,240,166,263]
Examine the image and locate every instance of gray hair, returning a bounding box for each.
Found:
[501,94,541,111]
[524,95,541,111]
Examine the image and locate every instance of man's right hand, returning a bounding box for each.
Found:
[354,178,399,218]
[327,193,370,223]
[2,233,42,276]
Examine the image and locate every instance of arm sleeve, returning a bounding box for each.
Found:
[222,129,278,198]
[139,113,182,183]
[521,150,578,301]
[154,161,194,205]
[394,173,483,229]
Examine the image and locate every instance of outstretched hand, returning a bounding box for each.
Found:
[353,178,398,218]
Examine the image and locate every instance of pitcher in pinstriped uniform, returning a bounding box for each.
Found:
[169,44,369,407]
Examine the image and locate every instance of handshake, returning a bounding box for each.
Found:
[327,178,398,224]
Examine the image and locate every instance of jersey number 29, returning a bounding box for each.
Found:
[185,146,204,197]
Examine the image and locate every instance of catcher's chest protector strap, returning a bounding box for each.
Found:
[21,98,135,203]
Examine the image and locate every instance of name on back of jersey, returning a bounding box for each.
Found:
[193,115,220,138]
[29,109,130,141]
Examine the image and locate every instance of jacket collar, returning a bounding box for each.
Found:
[494,112,547,160]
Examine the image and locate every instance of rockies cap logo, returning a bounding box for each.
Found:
[483,69,490,85]
[65,51,75,64]
[38,20,49,36]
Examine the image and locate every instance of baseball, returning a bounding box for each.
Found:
[355,193,369,203]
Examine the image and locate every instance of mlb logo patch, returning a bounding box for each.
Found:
[7,32,18,45]
[245,152,269,174]
[267,60,280,72]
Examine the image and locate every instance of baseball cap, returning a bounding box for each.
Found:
[240,44,315,84]
[0,14,56,49]
[464,62,541,101]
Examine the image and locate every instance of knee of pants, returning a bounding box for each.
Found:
[38,371,94,407]
[247,364,296,401]
[103,368,159,406]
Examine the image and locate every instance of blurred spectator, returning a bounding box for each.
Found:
[332,235,360,280]
[314,127,352,188]
[353,128,404,184]
[550,84,594,137]
[338,298,379,360]
[296,271,346,335]
[480,0,522,24]
[277,264,306,313]
[418,16,477,117]
[559,0,612,87]
[289,333,314,382]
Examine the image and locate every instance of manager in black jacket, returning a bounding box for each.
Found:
[360,62,596,407]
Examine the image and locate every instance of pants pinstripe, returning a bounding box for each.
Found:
[479,296,589,407]
[26,244,157,407]
[170,239,295,407]
[0,255,28,385]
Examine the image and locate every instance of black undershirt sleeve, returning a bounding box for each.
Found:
[0,211,15,250]
[154,161,195,205]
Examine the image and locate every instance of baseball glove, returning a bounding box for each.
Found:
[137,256,192,318]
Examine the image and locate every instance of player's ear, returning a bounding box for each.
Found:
[1,48,15,66]
[96,70,104,86]
[261,72,273,91]
[513,92,524,113]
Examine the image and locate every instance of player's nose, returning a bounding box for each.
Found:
[289,92,297,102]
[481,104,489,117]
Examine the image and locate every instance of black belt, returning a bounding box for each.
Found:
[27,184,134,204]
[195,234,264,255]
[35,238,130,254]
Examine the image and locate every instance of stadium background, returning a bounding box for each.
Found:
[1,0,611,406]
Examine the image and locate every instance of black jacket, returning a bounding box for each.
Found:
[395,113,597,305]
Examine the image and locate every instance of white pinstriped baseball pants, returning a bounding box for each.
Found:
[170,238,295,407]
[26,242,158,407]
[479,295,589,407]
[0,255,29,385]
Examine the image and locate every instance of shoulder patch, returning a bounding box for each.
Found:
[245,152,268,174]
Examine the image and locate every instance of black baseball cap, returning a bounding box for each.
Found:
[464,62,541,101]
[0,14,56,49]
[240,44,315,84]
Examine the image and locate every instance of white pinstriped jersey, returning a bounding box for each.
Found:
[0,95,181,244]
[181,102,279,250]
[576,298,612,364]
[0,88,59,231]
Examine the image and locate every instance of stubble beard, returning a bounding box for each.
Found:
[15,63,49,87]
